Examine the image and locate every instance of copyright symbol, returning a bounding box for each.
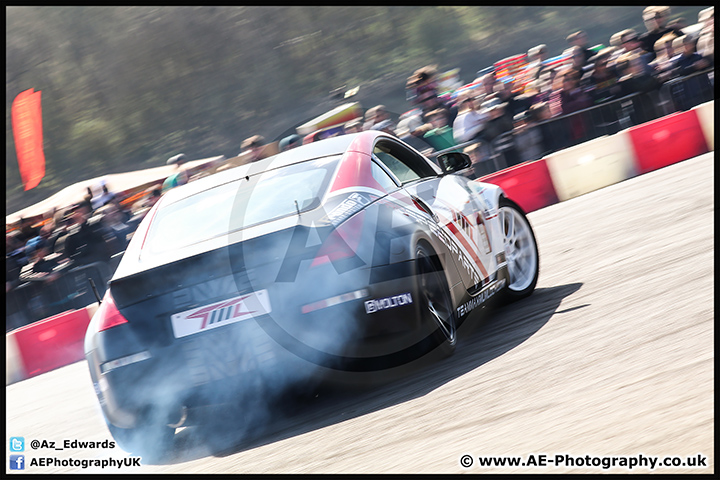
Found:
[460,455,473,468]
[31,440,40,449]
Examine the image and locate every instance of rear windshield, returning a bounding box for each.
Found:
[144,156,340,254]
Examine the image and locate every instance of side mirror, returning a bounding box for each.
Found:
[437,152,472,174]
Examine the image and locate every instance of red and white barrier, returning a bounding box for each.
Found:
[545,132,637,202]
[477,158,559,213]
[693,101,714,151]
[6,303,98,385]
[628,109,709,175]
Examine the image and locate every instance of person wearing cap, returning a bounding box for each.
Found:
[239,135,266,162]
[279,134,301,152]
[162,153,189,194]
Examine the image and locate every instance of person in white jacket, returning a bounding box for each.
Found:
[452,92,488,144]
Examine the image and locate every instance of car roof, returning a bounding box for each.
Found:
[161,131,387,205]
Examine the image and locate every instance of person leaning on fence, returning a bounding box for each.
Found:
[671,35,711,78]
[582,49,622,104]
[512,110,544,164]
[668,34,713,111]
[650,33,680,83]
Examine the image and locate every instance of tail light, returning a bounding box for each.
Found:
[311,214,364,267]
[96,291,129,332]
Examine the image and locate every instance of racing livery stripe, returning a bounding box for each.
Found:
[444,220,489,279]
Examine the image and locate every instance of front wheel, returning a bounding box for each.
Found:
[415,243,457,357]
[497,197,539,303]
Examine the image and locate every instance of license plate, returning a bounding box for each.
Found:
[171,290,271,338]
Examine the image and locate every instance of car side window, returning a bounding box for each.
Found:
[373,140,437,184]
[371,160,399,193]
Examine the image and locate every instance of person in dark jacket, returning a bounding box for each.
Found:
[63,202,111,266]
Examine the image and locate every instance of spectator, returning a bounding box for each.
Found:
[550,69,592,116]
[671,35,711,77]
[239,135,266,162]
[279,134,302,152]
[582,49,622,104]
[344,117,363,134]
[17,217,40,244]
[496,77,532,120]
[6,231,27,293]
[362,106,378,131]
[569,45,593,75]
[367,105,396,133]
[422,108,456,152]
[463,143,493,179]
[696,7,714,66]
[395,114,433,155]
[97,203,133,254]
[650,33,680,83]
[63,202,112,266]
[668,34,713,110]
[618,29,654,75]
[640,6,684,61]
[567,30,595,64]
[25,236,61,278]
[162,153,190,194]
[477,73,498,98]
[452,93,488,144]
[549,69,592,144]
[409,65,440,111]
[93,182,116,209]
[616,52,660,95]
[512,111,544,163]
[479,97,513,143]
[525,44,550,81]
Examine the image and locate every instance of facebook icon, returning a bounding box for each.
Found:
[10,454,25,470]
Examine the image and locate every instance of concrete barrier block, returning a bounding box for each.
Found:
[545,132,637,202]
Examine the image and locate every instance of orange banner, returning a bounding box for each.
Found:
[12,88,46,190]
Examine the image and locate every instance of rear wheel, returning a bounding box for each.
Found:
[415,243,457,357]
[497,197,539,303]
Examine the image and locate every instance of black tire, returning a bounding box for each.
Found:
[497,197,539,303]
[107,419,175,460]
[415,243,457,357]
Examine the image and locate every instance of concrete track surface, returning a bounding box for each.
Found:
[7,153,713,474]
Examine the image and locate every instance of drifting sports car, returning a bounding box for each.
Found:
[85,130,539,455]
